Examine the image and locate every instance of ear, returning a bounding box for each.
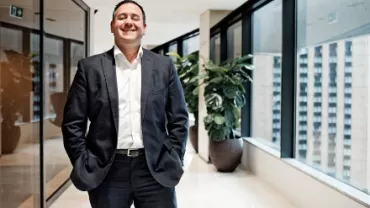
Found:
[142,23,147,35]
[110,20,114,33]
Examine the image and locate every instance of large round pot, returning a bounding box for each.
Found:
[209,138,243,172]
[189,126,198,152]
[1,122,21,154]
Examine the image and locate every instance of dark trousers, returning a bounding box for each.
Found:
[88,153,177,208]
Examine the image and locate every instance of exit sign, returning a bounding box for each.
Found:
[9,5,23,19]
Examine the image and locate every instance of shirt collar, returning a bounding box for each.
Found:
[113,44,143,61]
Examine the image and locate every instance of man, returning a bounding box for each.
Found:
[62,1,189,207]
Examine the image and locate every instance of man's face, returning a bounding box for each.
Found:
[111,3,146,44]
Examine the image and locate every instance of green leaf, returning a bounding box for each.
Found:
[204,115,213,124]
[189,73,206,83]
[192,86,199,95]
[234,91,245,107]
[244,64,255,70]
[224,109,234,127]
[223,85,238,99]
[225,75,237,85]
[209,77,223,84]
[166,52,181,60]
[205,93,223,110]
[214,114,225,125]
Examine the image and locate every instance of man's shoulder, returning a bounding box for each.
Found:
[79,49,112,65]
[144,48,172,63]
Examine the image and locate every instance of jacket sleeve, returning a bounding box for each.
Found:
[165,58,189,164]
[62,59,88,165]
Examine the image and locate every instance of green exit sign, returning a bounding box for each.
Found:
[9,5,23,19]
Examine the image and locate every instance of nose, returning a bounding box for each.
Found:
[124,17,134,26]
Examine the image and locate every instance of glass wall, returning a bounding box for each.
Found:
[210,33,221,64]
[227,21,242,59]
[251,0,282,149]
[168,42,177,61]
[0,1,41,206]
[44,0,87,200]
[150,0,370,201]
[296,0,370,193]
[0,0,88,207]
[183,34,199,56]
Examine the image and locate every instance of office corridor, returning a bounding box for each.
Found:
[51,145,298,208]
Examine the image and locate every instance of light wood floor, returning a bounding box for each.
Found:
[0,138,71,208]
[51,145,299,208]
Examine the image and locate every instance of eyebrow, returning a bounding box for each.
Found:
[116,12,141,18]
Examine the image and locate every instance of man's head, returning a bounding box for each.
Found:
[111,0,146,46]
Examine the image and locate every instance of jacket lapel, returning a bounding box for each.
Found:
[141,49,153,124]
[102,48,119,133]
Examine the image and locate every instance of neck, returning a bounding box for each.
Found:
[116,41,141,63]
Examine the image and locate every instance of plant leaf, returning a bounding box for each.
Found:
[209,77,223,84]
[214,114,225,125]
[166,52,181,60]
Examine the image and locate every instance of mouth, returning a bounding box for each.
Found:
[121,28,137,33]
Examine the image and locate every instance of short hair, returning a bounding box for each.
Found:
[112,0,146,24]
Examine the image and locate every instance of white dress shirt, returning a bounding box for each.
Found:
[114,45,144,149]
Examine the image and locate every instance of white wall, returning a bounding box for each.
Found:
[89,6,198,54]
[83,0,247,55]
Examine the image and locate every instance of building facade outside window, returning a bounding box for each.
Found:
[251,0,282,150]
[296,0,370,193]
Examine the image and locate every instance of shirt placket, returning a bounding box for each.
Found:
[129,63,134,148]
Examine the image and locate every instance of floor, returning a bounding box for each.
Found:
[0,138,71,208]
[50,145,299,208]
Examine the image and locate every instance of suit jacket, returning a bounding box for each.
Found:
[62,47,189,191]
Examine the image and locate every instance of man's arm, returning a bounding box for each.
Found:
[165,58,189,163]
[62,60,88,165]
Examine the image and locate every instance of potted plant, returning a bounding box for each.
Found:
[167,51,199,152]
[200,54,254,172]
[0,50,36,154]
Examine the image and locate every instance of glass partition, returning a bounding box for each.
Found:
[168,42,177,61]
[210,33,221,64]
[227,21,242,59]
[183,35,199,56]
[296,0,370,193]
[251,0,282,149]
[0,1,41,207]
[44,0,87,200]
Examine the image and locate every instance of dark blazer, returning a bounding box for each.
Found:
[62,47,189,191]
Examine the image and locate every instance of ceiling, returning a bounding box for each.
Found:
[1,0,247,51]
[84,0,247,47]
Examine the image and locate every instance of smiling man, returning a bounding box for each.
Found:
[61,1,189,207]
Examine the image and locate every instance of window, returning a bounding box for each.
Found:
[0,1,40,207]
[168,42,177,61]
[296,0,370,193]
[251,0,282,149]
[182,35,199,56]
[227,21,242,59]
[210,33,221,64]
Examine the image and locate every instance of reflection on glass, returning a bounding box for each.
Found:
[71,41,85,85]
[296,0,370,194]
[183,35,199,56]
[0,2,41,207]
[226,21,243,131]
[227,21,242,59]
[251,0,282,150]
[168,43,177,61]
[210,33,221,64]
[45,36,64,119]
[44,0,86,200]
